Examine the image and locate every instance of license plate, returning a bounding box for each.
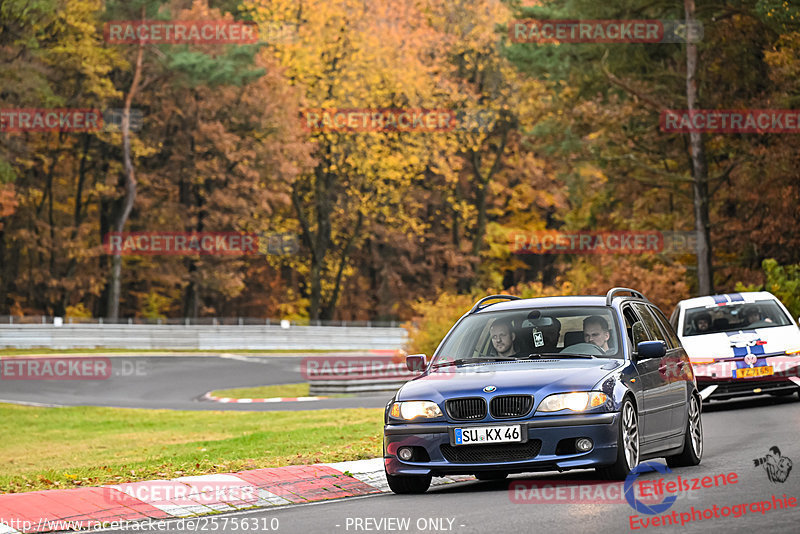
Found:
[454,425,522,446]
[733,366,774,378]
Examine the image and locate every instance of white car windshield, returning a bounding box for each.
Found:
[683,301,792,336]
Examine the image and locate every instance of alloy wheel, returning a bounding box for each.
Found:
[688,396,703,459]
[622,401,639,469]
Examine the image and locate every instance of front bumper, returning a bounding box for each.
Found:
[384,413,619,476]
[693,355,800,400]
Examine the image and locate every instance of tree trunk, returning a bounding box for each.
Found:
[321,211,363,320]
[684,0,713,295]
[292,164,333,321]
[107,10,145,319]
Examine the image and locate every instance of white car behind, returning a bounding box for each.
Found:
[671,292,800,401]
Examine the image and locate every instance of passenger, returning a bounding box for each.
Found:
[583,315,613,354]
[489,319,518,358]
[694,312,711,333]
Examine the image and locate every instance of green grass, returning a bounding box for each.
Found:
[0,349,362,356]
[0,403,382,494]
[209,383,351,399]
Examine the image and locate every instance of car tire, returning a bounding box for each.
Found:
[475,472,508,481]
[386,472,432,494]
[666,394,703,468]
[598,397,640,480]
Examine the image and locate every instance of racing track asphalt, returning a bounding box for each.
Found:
[93,394,800,534]
[0,354,393,411]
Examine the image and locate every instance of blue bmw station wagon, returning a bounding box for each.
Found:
[384,288,703,493]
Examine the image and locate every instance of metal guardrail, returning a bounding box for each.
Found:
[307,362,418,396]
[0,315,400,327]
[0,324,408,351]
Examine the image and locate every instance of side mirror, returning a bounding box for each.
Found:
[636,341,667,360]
[406,354,427,372]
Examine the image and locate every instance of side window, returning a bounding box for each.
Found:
[621,305,648,348]
[669,306,680,331]
[651,306,681,349]
[632,303,666,345]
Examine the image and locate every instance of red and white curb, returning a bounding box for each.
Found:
[0,459,474,533]
[201,392,328,403]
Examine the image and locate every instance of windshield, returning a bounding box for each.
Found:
[433,306,622,365]
[682,301,792,336]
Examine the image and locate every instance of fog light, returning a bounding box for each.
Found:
[398,447,414,461]
[576,438,593,452]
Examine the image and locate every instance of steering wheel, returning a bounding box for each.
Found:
[559,342,605,356]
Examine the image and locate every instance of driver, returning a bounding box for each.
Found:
[489,318,518,358]
[583,315,613,354]
[743,305,769,325]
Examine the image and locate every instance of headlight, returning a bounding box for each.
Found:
[389,401,442,420]
[537,392,608,412]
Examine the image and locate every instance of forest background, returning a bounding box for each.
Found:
[1,0,798,346]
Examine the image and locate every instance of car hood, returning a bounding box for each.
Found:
[680,325,800,360]
[395,359,622,404]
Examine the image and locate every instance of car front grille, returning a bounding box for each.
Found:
[489,395,533,419]
[440,440,542,463]
[445,398,487,420]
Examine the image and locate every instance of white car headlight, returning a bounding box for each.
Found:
[390,401,442,420]
[537,392,608,412]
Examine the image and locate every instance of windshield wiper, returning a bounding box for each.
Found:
[519,352,596,359]
[431,357,516,369]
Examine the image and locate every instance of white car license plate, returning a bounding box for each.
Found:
[454,425,522,446]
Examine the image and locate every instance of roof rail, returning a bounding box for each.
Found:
[605,287,650,306]
[469,294,521,314]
